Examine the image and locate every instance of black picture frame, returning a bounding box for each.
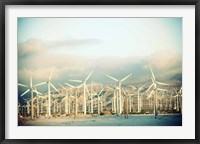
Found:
[1,0,199,143]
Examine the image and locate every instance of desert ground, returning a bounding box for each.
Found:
[19,114,182,126]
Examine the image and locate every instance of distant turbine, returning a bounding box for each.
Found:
[106,73,132,115]
[65,82,83,116]
[23,98,30,115]
[69,70,93,115]
[93,89,104,115]
[146,66,168,119]
[34,68,60,117]
[173,86,182,113]
[130,84,145,112]
[106,86,119,114]
[18,76,41,119]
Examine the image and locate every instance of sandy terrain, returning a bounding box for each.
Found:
[19,114,182,126]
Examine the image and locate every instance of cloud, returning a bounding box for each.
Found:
[18,39,101,57]
[18,39,47,57]
[46,39,101,48]
[18,39,182,84]
[142,49,182,79]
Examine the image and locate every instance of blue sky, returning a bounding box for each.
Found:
[18,18,182,56]
[18,18,182,87]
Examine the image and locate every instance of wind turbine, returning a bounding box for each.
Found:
[93,89,104,115]
[123,88,137,113]
[173,86,182,113]
[106,73,132,115]
[58,83,72,114]
[18,76,41,119]
[146,66,168,119]
[33,87,43,118]
[130,84,146,113]
[89,81,95,113]
[106,86,119,114]
[122,88,132,115]
[65,82,83,117]
[69,70,93,115]
[23,98,30,115]
[34,68,60,117]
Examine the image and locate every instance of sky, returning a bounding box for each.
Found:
[18,18,182,94]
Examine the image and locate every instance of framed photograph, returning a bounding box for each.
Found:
[1,0,199,143]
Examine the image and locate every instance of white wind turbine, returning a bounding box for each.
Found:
[122,88,134,114]
[89,81,95,113]
[34,68,60,117]
[131,84,146,113]
[32,87,43,118]
[18,76,41,119]
[69,70,93,115]
[173,86,182,113]
[106,86,119,114]
[93,89,104,115]
[23,98,30,115]
[58,83,72,114]
[65,82,83,116]
[123,88,138,113]
[146,66,168,119]
[106,73,132,115]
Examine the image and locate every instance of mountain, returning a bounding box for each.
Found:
[169,73,182,81]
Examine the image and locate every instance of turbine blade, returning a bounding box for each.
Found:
[150,66,156,81]
[151,77,155,83]
[85,70,93,82]
[50,83,59,93]
[157,88,167,92]
[34,82,46,87]
[69,80,83,83]
[179,87,182,94]
[18,83,28,88]
[173,94,178,97]
[30,76,32,88]
[130,85,137,90]
[58,83,67,90]
[92,90,98,95]
[85,85,90,96]
[126,89,130,95]
[138,84,146,91]
[77,83,84,88]
[146,90,154,99]
[120,73,132,82]
[65,82,75,88]
[156,81,169,86]
[21,89,30,97]
[98,89,104,96]
[106,75,118,82]
[33,90,42,95]
[122,89,126,95]
[106,86,113,90]
[146,83,153,93]
[49,67,54,81]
